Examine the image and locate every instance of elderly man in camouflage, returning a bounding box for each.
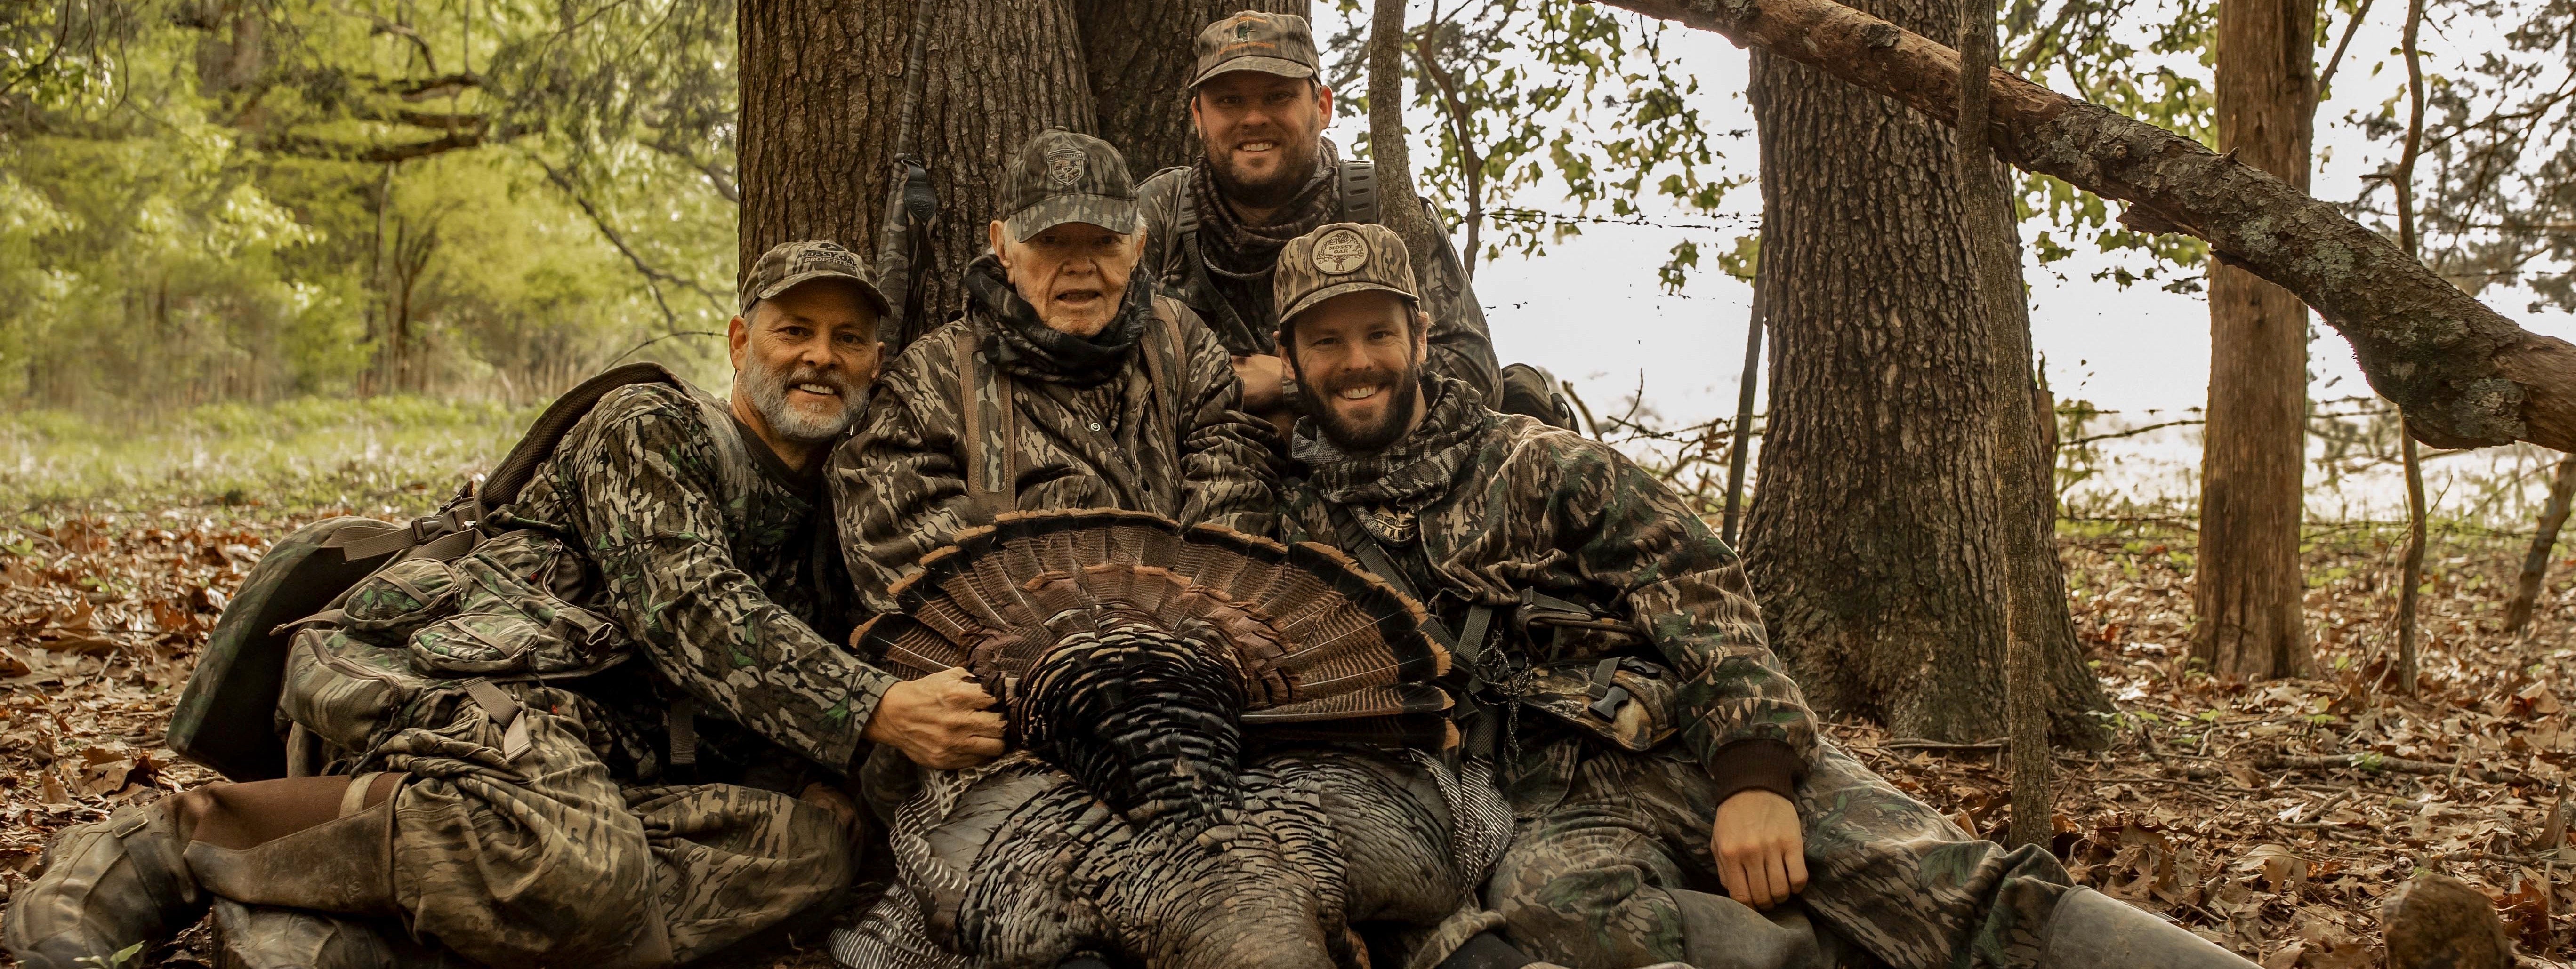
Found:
[3,241,1005,969]
[1266,224,2263,969]
[1132,11,1501,438]
[834,128,1276,609]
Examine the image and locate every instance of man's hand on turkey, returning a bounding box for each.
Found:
[864,666,1005,769]
[1711,789,1808,909]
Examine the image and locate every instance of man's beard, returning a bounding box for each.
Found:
[1306,361,1424,453]
[742,362,860,444]
[1209,136,1323,211]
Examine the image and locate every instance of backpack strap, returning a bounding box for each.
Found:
[1142,298,1188,433]
[1339,158,1380,225]
[951,326,1018,517]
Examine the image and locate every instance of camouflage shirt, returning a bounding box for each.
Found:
[831,263,1280,613]
[1278,376,1816,800]
[1134,155,1502,405]
[505,383,893,781]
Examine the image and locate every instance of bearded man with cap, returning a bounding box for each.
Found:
[1133,10,1501,439]
[1268,224,2273,969]
[3,240,1005,969]
[834,128,1277,609]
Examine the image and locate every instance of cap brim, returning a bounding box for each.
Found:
[1280,280,1417,326]
[1190,57,1319,88]
[1003,194,1142,241]
[751,270,894,318]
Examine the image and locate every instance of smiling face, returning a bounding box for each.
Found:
[729,279,881,450]
[1190,72,1331,213]
[1281,291,1430,453]
[989,220,1147,337]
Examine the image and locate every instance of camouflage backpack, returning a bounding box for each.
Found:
[169,363,749,780]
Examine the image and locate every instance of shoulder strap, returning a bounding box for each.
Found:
[1339,158,1380,225]
[950,326,1018,517]
[679,386,756,527]
[1143,298,1187,432]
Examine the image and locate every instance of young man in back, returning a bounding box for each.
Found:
[1132,10,1501,437]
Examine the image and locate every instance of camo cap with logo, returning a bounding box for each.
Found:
[998,128,1141,242]
[739,239,891,315]
[1274,222,1418,328]
[1189,10,1320,88]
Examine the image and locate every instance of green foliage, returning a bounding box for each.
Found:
[0,0,736,415]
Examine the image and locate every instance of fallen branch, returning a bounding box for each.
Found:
[2168,752,2547,786]
[1592,0,2576,454]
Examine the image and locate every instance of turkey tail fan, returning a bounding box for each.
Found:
[877,509,1451,735]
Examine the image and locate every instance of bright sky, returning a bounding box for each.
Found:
[1312,1,2576,520]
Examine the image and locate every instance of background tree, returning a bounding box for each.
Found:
[2194,0,2316,681]
[1742,0,2110,741]
[0,0,741,409]
[736,0,1304,348]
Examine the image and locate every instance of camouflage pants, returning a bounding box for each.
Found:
[1489,737,2070,969]
[355,685,853,968]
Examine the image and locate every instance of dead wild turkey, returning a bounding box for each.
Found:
[836,510,1512,969]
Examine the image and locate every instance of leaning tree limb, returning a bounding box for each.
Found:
[1594,0,2576,453]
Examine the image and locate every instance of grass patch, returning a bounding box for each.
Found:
[0,396,537,514]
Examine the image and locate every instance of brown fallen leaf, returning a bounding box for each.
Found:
[2260,941,2305,969]
[0,646,27,678]
[38,771,67,805]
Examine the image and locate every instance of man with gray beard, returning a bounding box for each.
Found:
[4,241,1002,969]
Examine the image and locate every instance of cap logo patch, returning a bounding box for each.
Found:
[1235,20,1256,40]
[1312,228,1370,274]
[1045,146,1087,187]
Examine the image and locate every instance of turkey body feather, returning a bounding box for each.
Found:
[840,512,1509,969]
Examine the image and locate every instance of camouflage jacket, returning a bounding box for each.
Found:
[1278,376,1815,804]
[1133,160,1502,404]
[831,267,1280,613]
[502,383,893,782]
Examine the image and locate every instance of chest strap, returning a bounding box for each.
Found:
[460,678,532,761]
[1324,505,1496,673]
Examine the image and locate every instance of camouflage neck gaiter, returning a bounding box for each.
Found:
[1192,138,1341,281]
[1295,375,1493,509]
[965,253,1149,386]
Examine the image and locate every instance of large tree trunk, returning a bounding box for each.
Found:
[1599,0,2576,455]
[2195,0,2316,680]
[1745,0,2107,743]
[740,0,1302,348]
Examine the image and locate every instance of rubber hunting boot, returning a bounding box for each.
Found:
[1,802,210,969]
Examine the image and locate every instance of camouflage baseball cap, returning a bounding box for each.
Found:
[1274,222,1418,325]
[739,240,891,315]
[999,128,1140,242]
[1190,11,1320,88]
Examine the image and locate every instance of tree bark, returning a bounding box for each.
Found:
[2194,0,2315,681]
[1745,0,2107,743]
[739,0,1302,347]
[1954,0,2054,845]
[2504,456,2576,634]
[1368,0,1440,257]
[1597,0,2576,455]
